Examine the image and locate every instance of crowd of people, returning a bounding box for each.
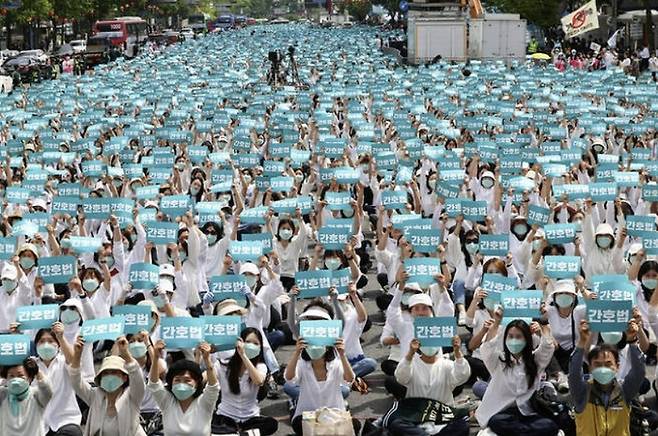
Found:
[0,23,657,436]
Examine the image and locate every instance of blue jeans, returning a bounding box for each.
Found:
[451,280,466,305]
[266,329,285,351]
[349,355,377,378]
[283,380,350,401]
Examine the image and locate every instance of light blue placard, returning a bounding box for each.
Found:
[112,305,152,334]
[586,299,633,332]
[12,220,39,238]
[16,304,59,330]
[479,234,509,256]
[642,184,658,202]
[553,184,589,200]
[295,270,333,299]
[326,192,353,211]
[436,181,460,199]
[596,280,636,303]
[82,198,112,220]
[128,263,160,290]
[544,224,577,244]
[544,255,581,279]
[527,204,550,226]
[613,171,639,188]
[627,215,655,237]
[0,236,17,260]
[642,231,658,255]
[590,274,628,293]
[51,196,80,216]
[229,240,263,261]
[444,198,462,218]
[135,185,160,200]
[481,274,517,294]
[318,226,352,250]
[69,236,103,253]
[80,317,125,342]
[381,190,408,210]
[202,315,241,350]
[332,167,359,185]
[57,183,82,197]
[38,256,77,284]
[404,258,441,287]
[242,232,273,255]
[239,206,268,225]
[208,275,247,304]
[159,317,205,349]
[146,221,179,245]
[414,317,457,347]
[589,182,618,202]
[299,320,342,346]
[160,195,190,218]
[460,200,487,221]
[501,290,543,318]
[271,197,297,215]
[328,268,352,294]
[407,229,442,254]
[0,334,31,365]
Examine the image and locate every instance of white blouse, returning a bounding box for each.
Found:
[215,361,267,421]
[290,359,345,419]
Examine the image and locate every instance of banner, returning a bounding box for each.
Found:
[627,215,656,237]
[38,256,77,284]
[229,240,263,261]
[414,317,456,347]
[68,236,103,253]
[80,317,125,342]
[586,299,632,332]
[642,231,658,255]
[129,262,160,290]
[299,320,342,346]
[381,190,408,210]
[404,258,441,288]
[159,195,190,218]
[407,229,442,254]
[596,280,636,303]
[295,268,351,299]
[318,226,352,249]
[0,334,31,365]
[561,0,599,39]
[202,315,241,350]
[544,223,578,244]
[112,305,152,334]
[0,236,17,260]
[460,200,487,221]
[501,290,543,318]
[325,192,353,211]
[160,317,205,349]
[16,304,59,330]
[208,275,248,304]
[527,205,550,226]
[481,273,517,294]
[242,233,273,255]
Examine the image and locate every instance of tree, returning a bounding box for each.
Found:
[345,0,371,21]
[14,0,52,49]
[488,0,561,29]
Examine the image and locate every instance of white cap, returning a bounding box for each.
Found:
[481,171,495,180]
[32,198,47,210]
[300,307,332,321]
[595,223,614,237]
[552,279,576,296]
[526,170,537,180]
[403,282,423,292]
[408,293,432,308]
[239,262,260,275]
[159,264,175,277]
[1,264,18,281]
[17,243,39,258]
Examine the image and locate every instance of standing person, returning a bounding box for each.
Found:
[147,340,220,436]
[0,357,53,436]
[568,320,645,436]
[649,52,658,82]
[66,336,146,436]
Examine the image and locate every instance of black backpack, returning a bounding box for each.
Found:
[530,384,576,436]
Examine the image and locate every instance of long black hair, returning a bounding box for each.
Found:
[499,319,537,390]
[639,260,658,301]
[225,327,264,395]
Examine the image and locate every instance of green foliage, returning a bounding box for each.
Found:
[346,0,371,21]
[15,0,52,23]
[488,0,560,28]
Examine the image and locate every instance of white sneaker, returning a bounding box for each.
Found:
[458,310,467,326]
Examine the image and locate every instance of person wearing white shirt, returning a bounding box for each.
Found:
[268,210,308,291]
[0,263,33,332]
[211,328,278,435]
[336,282,376,381]
[476,309,557,435]
[39,324,83,435]
[147,341,219,436]
[0,356,53,436]
[385,336,471,435]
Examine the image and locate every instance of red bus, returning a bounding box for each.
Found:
[92,17,148,57]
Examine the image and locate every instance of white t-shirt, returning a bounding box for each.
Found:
[394,354,471,404]
[545,304,585,350]
[342,305,366,360]
[37,354,81,432]
[291,359,346,418]
[147,380,219,436]
[215,361,267,421]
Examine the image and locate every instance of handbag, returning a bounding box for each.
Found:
[301,407,356,436]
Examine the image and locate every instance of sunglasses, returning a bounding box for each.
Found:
[61,306,77,311]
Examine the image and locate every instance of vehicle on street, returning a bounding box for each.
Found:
[70,39,87,53]
[188,13,210,33]
[212,15,235,31]
[93,16,148,57]
[180,27,194,39]
[84,35,115,67]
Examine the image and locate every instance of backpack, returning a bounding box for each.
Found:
[529,384,576,436]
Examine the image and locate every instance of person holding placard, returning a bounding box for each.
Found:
[475,308,558,435]
[0,263,33,332]
[581,205,626,278]
[568,320,645,436]
[66,335,146,436]
[268,209,307,291]
[0,356,53,436]
[211,327,278,435]
[446,216,481,325]
[59,281,97,382]
[147,340,219,436]
[284,323,356,435]
[40,323,83,436]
